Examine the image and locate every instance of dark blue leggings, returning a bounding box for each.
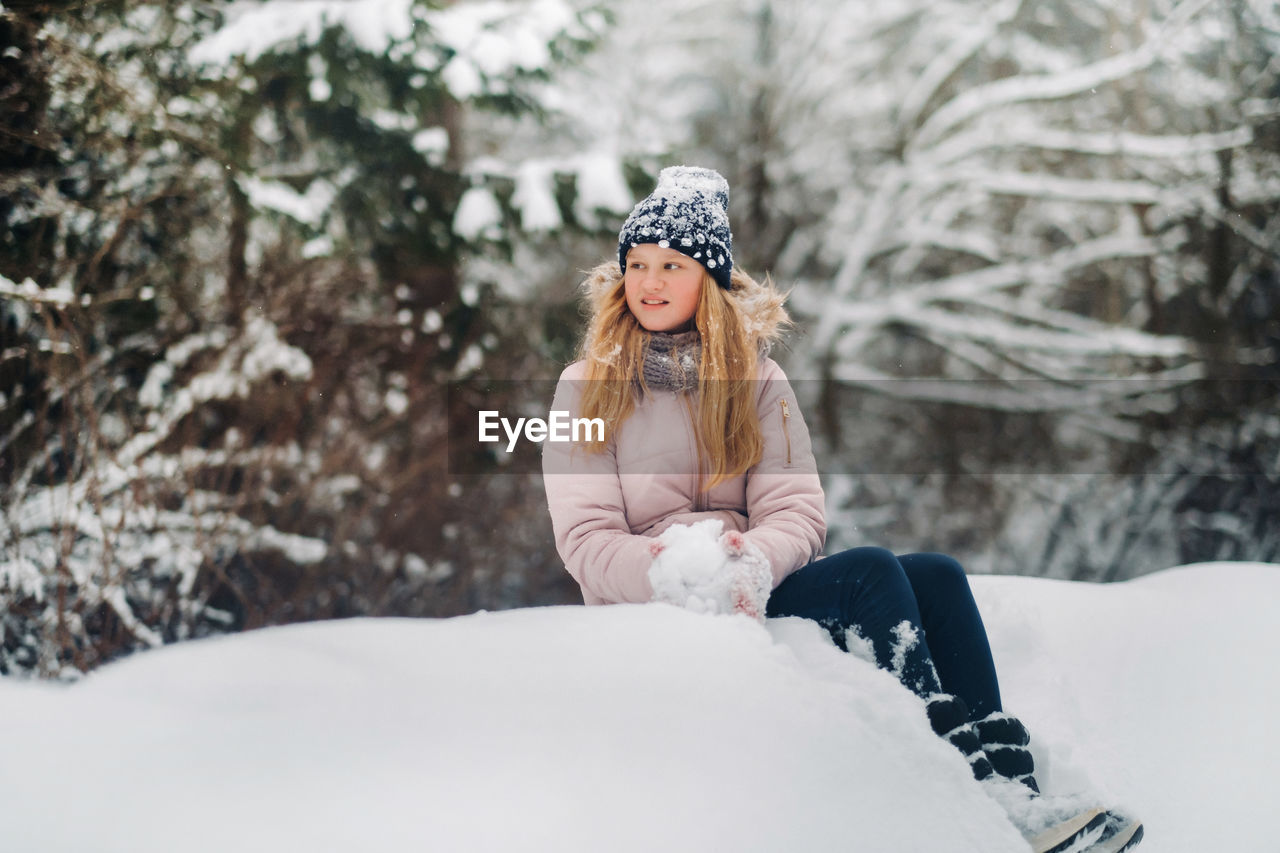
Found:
[765,547,1002,721]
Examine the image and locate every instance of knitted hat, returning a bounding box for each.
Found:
[617,166,734,289]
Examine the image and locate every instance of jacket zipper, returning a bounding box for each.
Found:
[780,399,792,465]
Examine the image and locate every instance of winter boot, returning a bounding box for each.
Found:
[981,776,1109,853]
[975,712,1144,852]
[927,698,1107,853]
[974,712,1040,792]
[924,694,994,782]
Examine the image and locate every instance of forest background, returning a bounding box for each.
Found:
[2,0,1277,678]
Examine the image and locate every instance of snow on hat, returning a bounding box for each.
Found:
[617,166,734,289]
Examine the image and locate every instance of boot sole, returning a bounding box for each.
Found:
[1030,807,1108,853]
[1089,820,1144,853]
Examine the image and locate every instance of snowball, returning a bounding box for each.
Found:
[648,519,735,614]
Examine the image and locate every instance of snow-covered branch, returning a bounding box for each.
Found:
[909,0,1219,151]
[881,305,1188,359]
[0,274,77,307]
[819,233,1162,339]
[120,315,312,469]
[923,125,1255,169]
[895,0,1026,135]
[925,169,1169,205]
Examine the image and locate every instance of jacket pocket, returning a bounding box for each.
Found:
[779,398,792,466]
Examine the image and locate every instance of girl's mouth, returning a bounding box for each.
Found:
[641,299,668,305]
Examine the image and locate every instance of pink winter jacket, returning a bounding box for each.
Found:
[542,357,826,605]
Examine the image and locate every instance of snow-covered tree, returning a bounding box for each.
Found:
[770,0,1280,576]
[0,0,617,677]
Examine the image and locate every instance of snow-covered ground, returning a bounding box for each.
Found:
[0,562,1273,852]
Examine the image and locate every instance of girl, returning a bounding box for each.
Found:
[542,166,1142,853]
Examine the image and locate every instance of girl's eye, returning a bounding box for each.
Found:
[664,263,681,270]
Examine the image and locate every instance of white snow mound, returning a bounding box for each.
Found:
[0,561,1275,853]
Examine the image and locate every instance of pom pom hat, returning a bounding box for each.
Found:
[617,166,734,289]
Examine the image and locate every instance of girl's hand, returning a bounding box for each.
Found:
[646,520,772,621]
[719,531,771,621]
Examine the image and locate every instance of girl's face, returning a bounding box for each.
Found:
[623,244,705,333]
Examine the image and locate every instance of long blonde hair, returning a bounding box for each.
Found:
[575,261,790,489]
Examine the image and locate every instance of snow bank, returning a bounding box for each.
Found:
[1,562,1276,852]
[0,611,1018,851]
[975,561,1280,853]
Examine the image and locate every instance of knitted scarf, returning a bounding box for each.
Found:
[642,330,701,392]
